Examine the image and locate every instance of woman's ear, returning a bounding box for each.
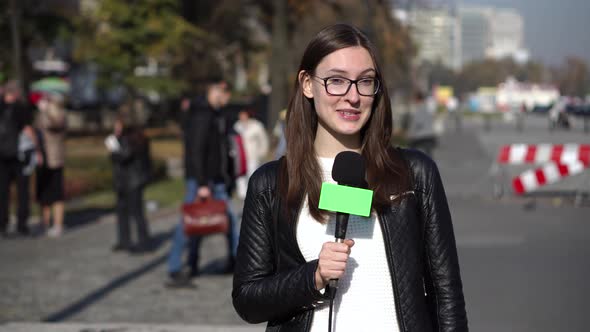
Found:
[299,71,314,98]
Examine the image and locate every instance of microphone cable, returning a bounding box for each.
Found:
[327,283,337,332]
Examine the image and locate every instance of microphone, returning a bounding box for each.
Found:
[323,151,368,297]
[331,151,367,242]
[317,151,371,332]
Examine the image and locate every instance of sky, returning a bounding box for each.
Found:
[459,0,590,66]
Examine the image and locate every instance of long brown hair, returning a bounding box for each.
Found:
[280,23,411,222]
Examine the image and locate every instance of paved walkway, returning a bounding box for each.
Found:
[0,201,262,330]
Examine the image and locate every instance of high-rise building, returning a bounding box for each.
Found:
[486,8,529,63]
[394,3,530,69]
[458,6,494,65]
[408,8,461,69]
[458,6,529,65]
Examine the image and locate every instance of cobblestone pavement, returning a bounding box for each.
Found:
[1,115,588,331]
[0,202,262,330]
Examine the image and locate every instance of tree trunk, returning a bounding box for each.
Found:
[9,0,24,94]
[363,0,376,41]
[269,0,289,130]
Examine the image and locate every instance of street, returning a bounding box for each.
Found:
[1,114,589,331]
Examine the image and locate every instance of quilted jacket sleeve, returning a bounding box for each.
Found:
[412,151,468,331]
[232,164,328,324]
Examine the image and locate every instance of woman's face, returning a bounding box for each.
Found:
[114,119,123,136]
[302,46,377,138]
[238,111,249,122]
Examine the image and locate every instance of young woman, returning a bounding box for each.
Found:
[107,110,152,252]
[35,94,67,237]
[233,24,468,332]
[233,109,269,199]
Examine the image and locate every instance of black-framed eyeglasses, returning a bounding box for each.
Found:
[311,75,380,96]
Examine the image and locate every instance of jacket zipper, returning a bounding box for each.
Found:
[378,211,406,332]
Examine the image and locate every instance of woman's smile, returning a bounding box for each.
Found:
[337,109,362,121]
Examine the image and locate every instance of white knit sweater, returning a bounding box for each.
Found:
[296,157,400,332]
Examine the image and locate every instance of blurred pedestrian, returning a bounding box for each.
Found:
[166,78,238,287]
[35,94,67,237]
[0,81,35,237]
[515,102,526,132]
[106,109,152,252]
[233,109,269,199]
[448,95,462,132]
[549,98,570,130]
[406,90,437,157]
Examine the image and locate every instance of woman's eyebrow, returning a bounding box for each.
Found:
[323,68,376,75]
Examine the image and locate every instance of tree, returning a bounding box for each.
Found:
[451,58,549,96]
[269,0,289,130]
[179,0,264,93]
[514,60,545,83]
[553,56,590,97]
[0,0,73,93]
[422,61,457,89]
[255,0,416,126]
[73,0,213,99]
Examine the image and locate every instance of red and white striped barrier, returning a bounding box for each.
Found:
[497,144,590,166]
[512,160,587,194]
[495,144,590,195]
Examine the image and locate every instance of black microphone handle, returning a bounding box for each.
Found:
[328,212,350,298]
[334,212,349,241]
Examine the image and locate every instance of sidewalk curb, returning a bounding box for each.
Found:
[0,323,264,332]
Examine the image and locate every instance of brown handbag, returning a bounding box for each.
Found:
[182,198,229,236]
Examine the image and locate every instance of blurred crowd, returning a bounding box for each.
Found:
[0,77,275,286]
[0,80,67,238]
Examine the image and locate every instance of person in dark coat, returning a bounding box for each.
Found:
[0,81,35,237]
[166,78,238,287]
[107,110,152,252]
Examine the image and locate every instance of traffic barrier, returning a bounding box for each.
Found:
[497,143,590,165]
[492,144,590,204]
[512,160,587,194]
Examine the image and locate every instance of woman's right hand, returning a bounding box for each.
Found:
[315,239,355,290]
[197,186,211,199]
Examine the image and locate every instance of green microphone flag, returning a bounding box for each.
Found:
[318,182,373,217]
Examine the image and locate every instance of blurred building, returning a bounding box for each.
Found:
[458,5,529,66]
[458,6,494,66]
[486,8,530,63]
[398,3,530,68]
[407,8,461,70]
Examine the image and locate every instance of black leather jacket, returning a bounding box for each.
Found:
[179,98,232,186]
[111,130,151,192]
[233,149,468,332]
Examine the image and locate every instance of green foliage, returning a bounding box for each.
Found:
[64,144,167,199]
[0,1,73,82]
[73,0,210,97]
[75,177,184,210]
[144,177,184,208]
[65,154,113,198]
[259,0,416,123]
